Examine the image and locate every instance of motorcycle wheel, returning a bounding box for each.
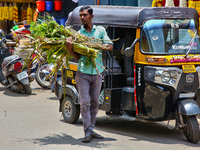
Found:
[62,96,80,124]
[7,76,32,94]
[183,115,200,143]
[23,84,32,94]
[35,64,52,89]
[7,76,18,91]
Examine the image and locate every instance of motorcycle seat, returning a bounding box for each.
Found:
[2,55,22,68]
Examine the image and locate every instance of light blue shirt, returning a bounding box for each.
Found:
[77,25,113,75]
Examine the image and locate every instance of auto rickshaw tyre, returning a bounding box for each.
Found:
[183,115,200,143]
[62,96,80,124]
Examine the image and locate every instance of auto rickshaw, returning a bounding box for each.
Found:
[58,5,200,143]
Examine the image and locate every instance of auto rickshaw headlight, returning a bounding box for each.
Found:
[144,66,182,89]
[161,71,171,83]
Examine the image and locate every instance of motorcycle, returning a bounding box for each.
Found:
[26,51,55,89]
[35,62,55,89]
[0,37,35,94]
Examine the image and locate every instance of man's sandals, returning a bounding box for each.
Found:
[82,133,93,143]
[92,131,104,139]
[82,132,104,143]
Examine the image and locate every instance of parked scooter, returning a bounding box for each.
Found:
[0,36,35,94]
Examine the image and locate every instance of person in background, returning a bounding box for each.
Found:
[66,5,113,143]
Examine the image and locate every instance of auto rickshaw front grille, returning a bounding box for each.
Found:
[184,85,193,91]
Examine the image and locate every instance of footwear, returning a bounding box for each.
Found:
[92,131,104,139]
[82,133,93,143]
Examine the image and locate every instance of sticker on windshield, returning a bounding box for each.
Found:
[152,35,158,40]
[171,23,179,28]
[172,45,191,50]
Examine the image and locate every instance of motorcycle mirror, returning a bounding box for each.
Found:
[124,38,140,57]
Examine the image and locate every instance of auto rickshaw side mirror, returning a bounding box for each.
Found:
[124,38,140,57]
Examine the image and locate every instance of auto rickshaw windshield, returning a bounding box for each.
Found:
[141,19,200,54]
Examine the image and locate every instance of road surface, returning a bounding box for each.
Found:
[0,81,200,150]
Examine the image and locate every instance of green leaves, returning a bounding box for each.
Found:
[27,13,111,82]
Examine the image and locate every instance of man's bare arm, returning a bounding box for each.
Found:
[66,37,81,61]
[102,44,113,51]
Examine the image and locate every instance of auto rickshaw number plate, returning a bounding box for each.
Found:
[182,65,196,73]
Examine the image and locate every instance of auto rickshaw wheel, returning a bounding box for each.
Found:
[62,96,80,124]
[183,115,200,143]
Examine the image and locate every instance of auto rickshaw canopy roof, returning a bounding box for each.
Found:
[66,5,199,28]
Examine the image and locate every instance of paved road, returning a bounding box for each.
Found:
[0,81,200,150]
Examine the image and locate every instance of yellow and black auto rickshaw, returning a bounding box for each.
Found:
[58,6,200,143]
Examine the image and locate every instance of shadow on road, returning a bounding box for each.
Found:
[59,115,200,147]
[33,133,116,148]
[2,88,33,97]
[33,115,200,148]
[94,116,200,147]
[47,97,59,100]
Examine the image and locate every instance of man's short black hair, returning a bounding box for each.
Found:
[79,5,93,15]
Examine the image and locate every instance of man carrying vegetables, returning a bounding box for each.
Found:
[66,5,113,143]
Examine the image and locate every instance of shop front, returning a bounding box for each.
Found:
[1,0,200,50]
[0,0,78,35]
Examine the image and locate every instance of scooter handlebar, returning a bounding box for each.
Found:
[0,37,7,48]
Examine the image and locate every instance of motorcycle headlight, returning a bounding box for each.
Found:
[161,71,171,83]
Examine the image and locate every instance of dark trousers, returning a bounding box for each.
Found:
[76,70,102,135]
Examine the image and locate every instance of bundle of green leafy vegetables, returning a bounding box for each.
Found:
[22,13,113,87]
